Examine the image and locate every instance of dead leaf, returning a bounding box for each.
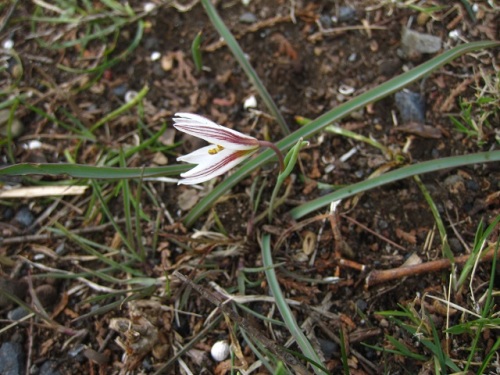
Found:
[392,122,442,139]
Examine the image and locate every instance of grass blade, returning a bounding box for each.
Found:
[261,234,327,374]
[200,0,290,136]
[0,163,189,179]
[290,150,500,219]
[191,31,203,73]
[183,40,500,227]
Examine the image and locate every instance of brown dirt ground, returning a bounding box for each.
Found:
[0,1,499,374]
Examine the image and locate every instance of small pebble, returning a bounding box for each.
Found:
[243,95,257,109]
[177,189,200,211]
[124,90,138,103]
[449,238,463,253]
[14,206,35,227]
[338,84,355,96]
[211,340,230,362]
[319,14,333,28]
[378,219,388,230]
[356,299,368,312]
[449,30,461,40]
[338,6,357,23]
[239,12,257,24]
[39,360,62,375]
[150,51,161,61]
[8,306,30,321]
[112,84,128,97]
[395,89,426,124]
[23,140,42,150]
[68,344,86,358]
[354,170,364,178]
[0,342,25,375]
[161,54,174,71]
[324,164,335,173]
[143,2,156,12]
[465,179,479,192]
[317,338,338,359]
[152,152,168,165]
[2,39,14,49]
[401,27,442,58]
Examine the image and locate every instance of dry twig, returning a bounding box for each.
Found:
[365,246,499,287]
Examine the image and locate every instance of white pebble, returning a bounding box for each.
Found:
[243,95,257,109]
[448,30,460,40]
[210,340,230,362]
[150,51,161,61]
[3,39,14,50]
[124,90,138,103]
[23,140,42,150]
[144,2,156,12]
[338,84,355,96]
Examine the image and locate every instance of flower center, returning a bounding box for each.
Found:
[208,145,224,155]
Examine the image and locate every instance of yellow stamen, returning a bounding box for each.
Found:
[208,145,224,155]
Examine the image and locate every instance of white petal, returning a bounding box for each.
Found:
[173,113,259,150]
[176,146,214,164]
[178,148,257,185]
[180,148,238,177]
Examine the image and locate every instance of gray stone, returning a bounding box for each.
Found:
[14,206,34,228]
[0,342,25,375]
[39,360,61,375]
[395,89,426,124]
[239,12,257,24]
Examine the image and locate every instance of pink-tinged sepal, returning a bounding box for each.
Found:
[173,113,259,151]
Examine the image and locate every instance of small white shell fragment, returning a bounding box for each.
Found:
[243,95,257,109]
[211,340,230,362]
[144,2,156,12]
[324,164,334,173]
[338,84,355,96]
[2,39,14,50]
[241,0,251,5]
[23,140,42,150]
[124,90,138,103]
[150,51,161,61]
[339,146,358,162]
[448,30,460,40]
[323,276,340,283]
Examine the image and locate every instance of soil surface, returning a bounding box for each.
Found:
[0,1,499,374]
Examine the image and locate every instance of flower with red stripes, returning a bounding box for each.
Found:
[173,113,261,185]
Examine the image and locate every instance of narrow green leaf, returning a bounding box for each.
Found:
[261,234,328,375]
[191,31,203,73]
[200,0,290,136]
[290,151,500,219]
[184,40,500,227]
[0,163,189,179]
[90,85,149,132]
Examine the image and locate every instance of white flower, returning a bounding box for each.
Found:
[173,113,260,185]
